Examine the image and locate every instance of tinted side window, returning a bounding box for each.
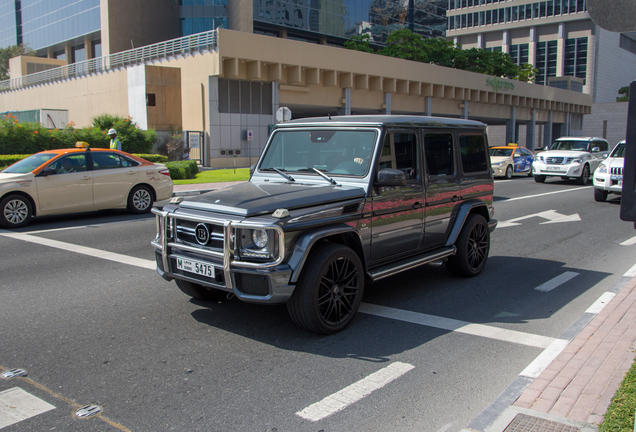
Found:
[92,152,123,170]
[48,154,87,174]
[520,148,532,157]
[595,141,608,151]
[379,132,419,181]
[459,134,488,174]
[424,133,454,176]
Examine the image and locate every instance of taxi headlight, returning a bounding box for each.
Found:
[491,162,502,166]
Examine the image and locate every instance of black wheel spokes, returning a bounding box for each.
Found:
[467,223,489,270]
[317,257,360,325]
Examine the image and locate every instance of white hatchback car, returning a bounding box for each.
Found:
[592,140,625,202]
[532,137,610,184]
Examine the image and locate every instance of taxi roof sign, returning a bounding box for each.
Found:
[508,143,518,147]
[75,141,90,148]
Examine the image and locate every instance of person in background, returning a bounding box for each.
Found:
[183,147,190,160]
[108,128,122,151]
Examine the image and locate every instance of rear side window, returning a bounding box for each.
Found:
[424,133,454,176]
[459,134,488,174]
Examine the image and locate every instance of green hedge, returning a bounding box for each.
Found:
[135,154,168,163]
[0,113,155,155]
[165,160,199,180]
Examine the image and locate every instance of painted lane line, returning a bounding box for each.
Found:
[586,292,616,314]
[495,186,590,203]
[296,362,414,422]
[0,387,55,429]
[620,235,636,246]
[0,232,155,270]
[359,303,556,349]
[519,338,570,379]
[534,271,579,292]
[625,262,636,278]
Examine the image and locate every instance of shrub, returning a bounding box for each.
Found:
[135,154,168,163]
[165,160,198,180]
[0,154,32,168]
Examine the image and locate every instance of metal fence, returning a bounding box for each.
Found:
[0,30,218,93]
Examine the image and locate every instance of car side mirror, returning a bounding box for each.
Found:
[544,146,549,151]
[592,147,600,152]
[39,167,57,176]
[249,164,256,177]
[375,168,406,187]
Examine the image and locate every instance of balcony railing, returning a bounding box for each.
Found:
[0,30,218,93]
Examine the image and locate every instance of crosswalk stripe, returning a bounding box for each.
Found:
[0,387,55,429]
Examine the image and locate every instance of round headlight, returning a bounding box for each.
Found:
[252,229,268,248]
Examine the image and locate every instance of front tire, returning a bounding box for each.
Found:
[505,165,513,179]
[287,243,364,334]
[0,194,33,228]
[534,175,546,183]
[127,185,154,214]
[576,165,590,185]
[446,214,490,277]
[175,279,225,301]
[594,188,608,202]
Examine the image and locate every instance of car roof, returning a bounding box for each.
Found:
[276,115,487,129]
[491,146,519,149]
[555,136,606,141]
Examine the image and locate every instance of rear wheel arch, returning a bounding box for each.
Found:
[445,201,490,248]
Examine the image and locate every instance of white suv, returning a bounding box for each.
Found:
[532,137,610,184]
[593,140,625,202]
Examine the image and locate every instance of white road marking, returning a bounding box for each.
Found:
[496,186,590,203]
[620,235,636,246]
[0,387,55,429]
[497,210,581,228]
[534,271,579,292]
[585,292,616,314]
[519,338,570,379]
[296,362,414,422]
[625,262,636,278]
[0,231,155,270]
[359,303,556,348]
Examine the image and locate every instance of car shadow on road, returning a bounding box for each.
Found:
[188,255,610,360]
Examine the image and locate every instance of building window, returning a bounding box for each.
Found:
[218,79,273,115]
[620,34,636,54]
[146,94,156,107]
[564,37,587,84]
[509,43,529,65]
[536,40,558,85]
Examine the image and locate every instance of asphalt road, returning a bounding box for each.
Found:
[1,177,635,432]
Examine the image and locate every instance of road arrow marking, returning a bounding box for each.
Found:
[497,210,581,228]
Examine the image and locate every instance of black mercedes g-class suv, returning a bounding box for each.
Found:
[152,115,497,334]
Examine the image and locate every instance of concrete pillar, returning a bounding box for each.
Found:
[477,33,483,49]
[425,96,432,116]
[560,112,570,136]
[526,109,536,150]
[384,92,391,114]
[506,106,517,144]
[228,0,253,33]
[557,23,565,76]
[502,30,509,54]
[528,27,536,72]
[462,101,468,119]
[338,88,351,115]
[543,110,554,150]
[84,36,93,59]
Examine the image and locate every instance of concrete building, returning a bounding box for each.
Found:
[0,0,593,167]
[446,0,636,146]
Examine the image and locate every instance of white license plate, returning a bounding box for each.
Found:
[546,166,562,171]
[176,258,215,277]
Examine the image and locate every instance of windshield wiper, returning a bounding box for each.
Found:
[262,167,295,182]
[295,168,338,185]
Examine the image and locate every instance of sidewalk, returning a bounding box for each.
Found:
[476,268,636,432]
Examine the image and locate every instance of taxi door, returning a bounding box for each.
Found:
[89,152,139,209]
[34,154,93,214]
[369,130,424,262]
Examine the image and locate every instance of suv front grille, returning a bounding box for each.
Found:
[175,218,224,251]
[546,157,564,165]
[611,167,623,175]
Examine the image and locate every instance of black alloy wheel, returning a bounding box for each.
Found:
[446,214,490,277]
[287,243,364,334]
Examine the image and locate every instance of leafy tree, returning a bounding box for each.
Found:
[0,44,37,80]
[617,85,629,102]
[380,29,430,62]
[516,63,538,83]
[343,34,375,53]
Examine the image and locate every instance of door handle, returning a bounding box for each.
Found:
[413,202,422,209]
[127,170,136,175]
[451,195,459,202]
[81,176,91,180]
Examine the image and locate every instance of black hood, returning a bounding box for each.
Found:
[178,181,365,217]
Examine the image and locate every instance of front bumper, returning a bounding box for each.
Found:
[152,208,294,304]
[593,173,623,194]
[491,165,508,177]
[533,162,582,177]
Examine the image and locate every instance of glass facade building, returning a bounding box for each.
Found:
[0,1,18,48]
[180,0,229,36]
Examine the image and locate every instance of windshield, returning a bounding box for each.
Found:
[549,140,589,151]
[1,153,56,174]
[611,142,625,158]
[259,129,377,177]
[490,148,513,157]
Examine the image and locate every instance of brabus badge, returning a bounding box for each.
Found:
[195,223,210,245]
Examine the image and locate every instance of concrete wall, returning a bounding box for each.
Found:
[146,66,182,131]
[582,102,628,146]
[101,0,180,55]
[593,29,636,103]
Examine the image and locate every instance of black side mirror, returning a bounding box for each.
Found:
[39,167,57,176]
[375,168,406,187]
